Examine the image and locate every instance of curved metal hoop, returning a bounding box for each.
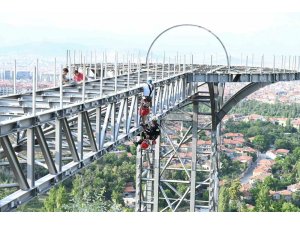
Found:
[145,24,230,71]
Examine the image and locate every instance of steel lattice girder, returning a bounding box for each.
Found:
[0,75,192,212]
[1,64,300,212]
[135,87,217,212]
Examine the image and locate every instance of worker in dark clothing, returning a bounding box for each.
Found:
[62,68,70,84]
[134,117,160,149]
[139,96,151,124]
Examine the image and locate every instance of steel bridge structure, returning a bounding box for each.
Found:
[0,57,299,212]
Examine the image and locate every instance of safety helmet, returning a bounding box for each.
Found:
[139,107,150,116]
[140,140,150,149]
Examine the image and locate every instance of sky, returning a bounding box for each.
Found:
[0,0,300,65]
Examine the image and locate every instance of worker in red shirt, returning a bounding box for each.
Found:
[73,70,85,82]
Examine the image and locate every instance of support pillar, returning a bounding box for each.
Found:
[190,99,198,211]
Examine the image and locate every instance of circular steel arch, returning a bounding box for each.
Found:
[145,24,230,71]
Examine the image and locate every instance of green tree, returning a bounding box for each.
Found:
[228,180,241,212]
[263,176,282,191]
[255,185,271,212]
[281,202,300,212]
[44,185,68,212]
[228,180,241,201]
[56,185,68,211]
[218,186,230,212]
[252,135,269,152]
[44,188,56,212]
[275,139,291,150]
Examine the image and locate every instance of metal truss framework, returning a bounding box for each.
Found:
[0,63,300,212]
[134,67,300,212]
[135,82,223,212]
[0,67,195,212]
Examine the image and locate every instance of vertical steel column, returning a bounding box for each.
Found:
[54,58,57,87]
[94,50,97,79]
[36,59,39,90]
[55,118,62,172]
[209,130,218,212]
[173,56,176,76]
[77,112,84,160]
[96,107,102,150]
[153,131,161,211]
[82,65,86,103]
[115,100,125,139]
[32,67,36,115]
[127,60,130,89]
[0,136,29,190]
[133,95,139,127]
[181,77,186,100]
[68,50,72,81]
[100,60,103,96]
[151,85,156,115]
[124,99,129,133]
[27,128,35,188]
[159,86,164,114]
[154,86,161,114]
[127,96,136,132]
[104,52,107,78]
[138,58,141,86]
[145,151,154,212]
[115,53,118,93]
[190,100,198,211]
[162,52,165,78]
[168,57,170,77]
[155,60,158,81]
[13,59,16,94]
[60,65,63,109]
[111,102,116,142]
[135,146,143,212]
[90,51,92,76]
[73,50,76,69]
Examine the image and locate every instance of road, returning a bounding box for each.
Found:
[240,152,266,184]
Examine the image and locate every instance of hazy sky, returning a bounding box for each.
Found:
[0,0,300,64]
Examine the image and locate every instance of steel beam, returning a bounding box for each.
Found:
[82,111,98,152]
[27,128,35,187]
[100,103,112,149]
[34,126,57,175]
[217,82,270,123]
[95,107,102,150]
[153,133,160,212]
[135,146,142,212]
[62,118,80,162]
[0,136,29,190]
[190,100,198,211]
[55,119,62,172]
[77,112,84,159]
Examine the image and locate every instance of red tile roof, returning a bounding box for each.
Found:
[124,183,135,193]
[224,132,244,137]
[275,149,290,155]
[197,140,211,145]
[233,155,253,163]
